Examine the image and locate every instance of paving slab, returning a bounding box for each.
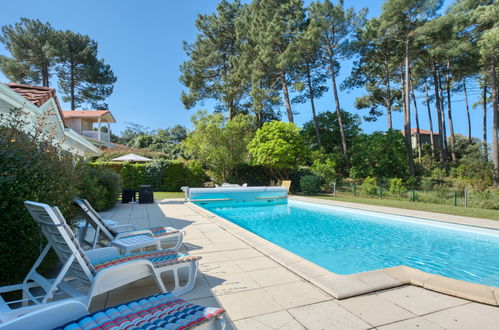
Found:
[263,281,331,309]
[337,294,415,327]
[378,285,468,315]
[377,317,444,329]
[288,301,371,330]
[217,288,284,321]
[422,302,499,329]
[234,311,305,330]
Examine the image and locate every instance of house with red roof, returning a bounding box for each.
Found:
[62,110,116,148]
[0,83,102,157]
[401,128,440,148]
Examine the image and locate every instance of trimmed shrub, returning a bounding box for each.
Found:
[93,160,209,192]
[79,165,122,211]
[144,159,169,191]
[361,177,377,196]
[186,160,209,187]
[389,178,406,195]
[0,108,80,286]
[300,175,323,195]
[163,161,187,191]
[92,162,146,190]
[288,167,313,192]
[228,164,272,186]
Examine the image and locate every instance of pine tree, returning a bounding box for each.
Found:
[0,18,56,87]
[379,0,443,175]
[238,0,305,123]
[344,17,402,130]
[51,30,116,110]
[451,0,498,186]
[180,0,246,120]
[308,0,366,170]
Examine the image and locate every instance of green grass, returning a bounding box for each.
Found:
[154,191,185,199]
[301,193,499,221]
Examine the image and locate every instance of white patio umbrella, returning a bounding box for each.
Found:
[111,153,152,203]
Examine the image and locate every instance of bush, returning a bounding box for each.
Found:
[361,177,377,195]
[228,164,272,186]
[144,159,169,191]
[300,175,323,195]
[163,161,188,191]
[389,178,406,195]
[310,151,338,190]
[93,160,209,192]
[288,167,313,192]
[185,160,210,187]
[0,108,80,286]
[79,165,122,211]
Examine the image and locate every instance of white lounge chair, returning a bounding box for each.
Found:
[0,201,200,323]
[0,293,225,330]
[74,199,184,250]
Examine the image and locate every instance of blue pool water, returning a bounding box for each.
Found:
[198,199,499,287]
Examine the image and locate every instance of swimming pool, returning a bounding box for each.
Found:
[197,199,499,287]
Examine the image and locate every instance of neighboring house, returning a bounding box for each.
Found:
[62,110,116,149]
[0,83,101,157]
[401,128,440,147]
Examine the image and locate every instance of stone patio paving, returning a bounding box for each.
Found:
[93,199,499,329]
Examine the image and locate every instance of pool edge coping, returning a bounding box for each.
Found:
[186,199,499,307]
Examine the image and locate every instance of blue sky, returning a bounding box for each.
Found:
[0,0,492,141]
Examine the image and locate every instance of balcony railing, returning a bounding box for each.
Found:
[81,130,110,142]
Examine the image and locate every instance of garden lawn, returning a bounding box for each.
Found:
[154,191,185,199]
[305,194,499,221]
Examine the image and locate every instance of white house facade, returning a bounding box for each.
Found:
[0,83,102,157]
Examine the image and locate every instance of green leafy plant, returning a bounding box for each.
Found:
[78,164,122,211]
[300,175,323,195]
[248,121,309,180]
[0,108,80,286]
[389,178,406,195]
[361,177,377,195]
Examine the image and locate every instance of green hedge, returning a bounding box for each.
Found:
[78,165,123,211]
[92,160,208,191]
[1,110,81,286]
[228,164,272,186]
[300,175,323,195]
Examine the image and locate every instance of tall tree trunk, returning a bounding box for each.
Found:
[328,56,350,170]
[424,82,435,159]
[432,62,446,168]
[404,39,415,175]
[70,58,76,111]
[438,72,448,158]
[227,99,234,120]
[463,78,472,142]
[483,84,488,161]
[491,58,499,187]
[445,61,456,162]
[280,71,293,123]
[410,81,422,160]
[306,61,321,147]
[385,57,393,130]
[42,64,49,87]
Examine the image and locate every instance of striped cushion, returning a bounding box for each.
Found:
[109,226,179,238]
[93,251,201,272]
[150,226,180,237]
[55,293,224,330]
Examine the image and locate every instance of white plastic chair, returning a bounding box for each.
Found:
[0,201,200,324]
[74,199,184,250]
